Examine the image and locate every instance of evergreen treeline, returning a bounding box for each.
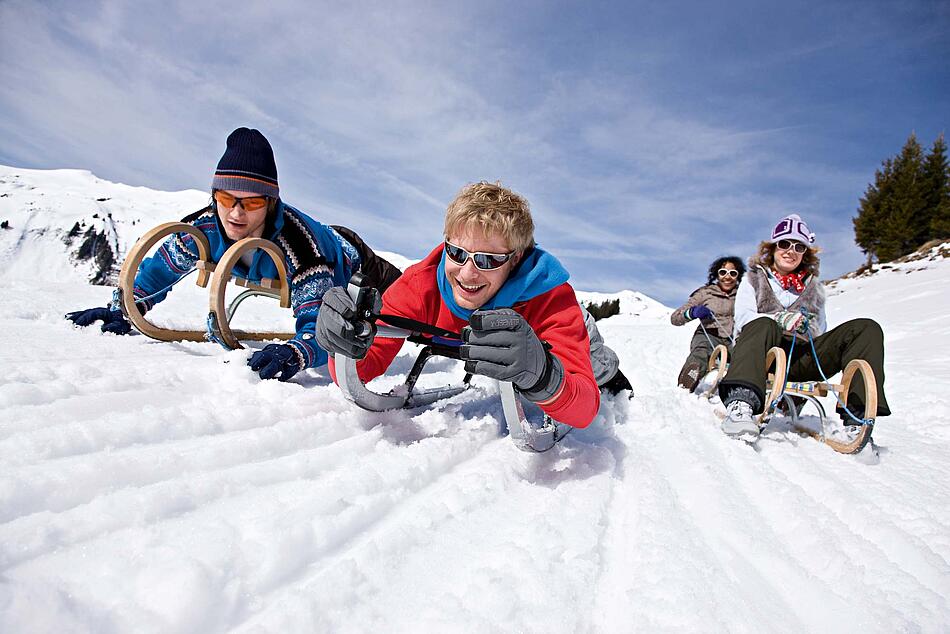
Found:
[584,298,620,321]
[854,132,950,263]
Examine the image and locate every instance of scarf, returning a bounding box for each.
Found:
[773,270,807,292]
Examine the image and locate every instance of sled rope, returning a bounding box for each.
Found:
[698,314,734,349]
[801,315,873,427]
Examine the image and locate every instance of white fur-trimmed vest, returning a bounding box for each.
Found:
[744,264,825,316]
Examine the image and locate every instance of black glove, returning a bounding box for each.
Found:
[315,286,381,360]
[600,368,634,398]
[248,343,302,381]
[461,308,564,403]
[65,306,132,335]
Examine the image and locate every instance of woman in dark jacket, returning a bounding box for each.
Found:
[671,256,745,391]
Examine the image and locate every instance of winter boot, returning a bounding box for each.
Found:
[720,387,762,438]
[721,400,759,437]
[600,368,634,399]
[677,360,703,392]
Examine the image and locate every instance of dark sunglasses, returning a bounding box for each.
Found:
[775,239,808,254]
[214,190,270,212]
[717,268,739,279]
[444,241,515,271]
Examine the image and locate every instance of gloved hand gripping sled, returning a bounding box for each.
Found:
[331,273,473,411]
[330,274,573,452]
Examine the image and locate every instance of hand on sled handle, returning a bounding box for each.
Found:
[248,343,301,381]
[687,305,713,320]
[316,286,381,360]
[65,306,133,335]
[461,308,564,403]
[774,310,807,334]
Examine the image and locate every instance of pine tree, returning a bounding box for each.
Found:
[854,160,892,262]
[877,134,927,261]
[923,133,950,240]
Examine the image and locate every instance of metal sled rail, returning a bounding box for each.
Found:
[336,278,572,452]
[335,325,472,411]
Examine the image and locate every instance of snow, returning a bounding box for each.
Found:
[1,166,949,633]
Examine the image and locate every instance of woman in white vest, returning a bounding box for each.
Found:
[718,214,891,437]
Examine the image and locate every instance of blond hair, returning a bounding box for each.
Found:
[443,181,535,253]
[752,240,821,277]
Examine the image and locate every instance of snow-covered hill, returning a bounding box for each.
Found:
[1,167,949,633]
[0,165,412,285]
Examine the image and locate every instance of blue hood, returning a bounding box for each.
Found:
[437,245,570,320]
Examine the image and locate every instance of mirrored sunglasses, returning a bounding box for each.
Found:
[444,241,514,271]
[775,239,808,254]
[213,190,270,212]
[717,268,739,279]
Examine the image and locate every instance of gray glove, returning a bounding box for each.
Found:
[315,286,381,360]
[461,308,564,403]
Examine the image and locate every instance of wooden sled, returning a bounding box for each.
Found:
[760,346,877,454]
[205,237,294,350]
[700,344,729,398]
[117,222,294,348]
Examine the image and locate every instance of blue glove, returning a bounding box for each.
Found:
[687,305,713,320]
[65,307,132,335]
[248,343,302,381]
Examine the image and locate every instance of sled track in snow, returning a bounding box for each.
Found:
[1,285,950,632]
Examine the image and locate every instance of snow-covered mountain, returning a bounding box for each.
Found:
[1,166,949,633]
[0,165,414,285]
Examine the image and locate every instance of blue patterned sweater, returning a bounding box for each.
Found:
[131,201,361,368]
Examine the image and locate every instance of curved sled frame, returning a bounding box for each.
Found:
[702,344,729,398]
[334,325,472,411]
[762,349,876,454]
[332,279,570,453]
[498,382,574,453]
[117,222,214,342]
[207,237,294,350]
[795,359,876,454]
[759,346,788,424]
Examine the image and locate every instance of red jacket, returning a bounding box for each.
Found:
[329,245,600,428]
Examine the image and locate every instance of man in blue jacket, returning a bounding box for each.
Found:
[67,127,400,382]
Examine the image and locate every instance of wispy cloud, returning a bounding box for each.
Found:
[1,0,946,305]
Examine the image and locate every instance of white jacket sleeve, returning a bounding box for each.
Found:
[733,277,773,339]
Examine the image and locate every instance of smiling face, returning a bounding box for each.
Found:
[215,189,270,241]
[444,224,521,311]
[773,241,805,275]
[717,261,739,292]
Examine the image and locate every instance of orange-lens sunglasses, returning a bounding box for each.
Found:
[213,190,269,212]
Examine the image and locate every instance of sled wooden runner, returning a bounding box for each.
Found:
[761,347,876,454]
[206,237,294,350]
[117,222,214,342]
[702,344,729,397]
[118,223,294,347]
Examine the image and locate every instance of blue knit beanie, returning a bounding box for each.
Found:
[211,128,279,198]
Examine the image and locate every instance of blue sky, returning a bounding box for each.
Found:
[1,0,947,306]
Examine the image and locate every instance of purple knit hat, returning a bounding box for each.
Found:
[211,128,279,198]
[770,213,815,245]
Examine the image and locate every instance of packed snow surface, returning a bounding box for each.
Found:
[1,167,949,632]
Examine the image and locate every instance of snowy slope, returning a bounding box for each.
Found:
[1,168,949,633]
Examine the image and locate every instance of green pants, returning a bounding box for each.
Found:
[719,317,891,417]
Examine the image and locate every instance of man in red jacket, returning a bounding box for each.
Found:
[317,181,631,429]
